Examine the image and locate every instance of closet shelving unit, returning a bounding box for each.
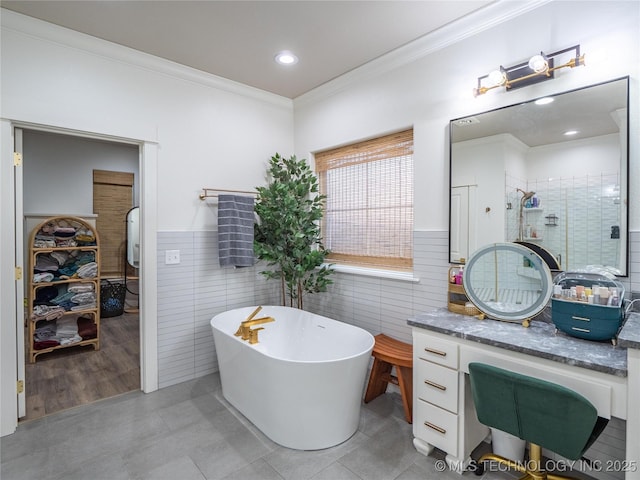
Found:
[27,216,101,363]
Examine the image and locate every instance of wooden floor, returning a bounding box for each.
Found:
[23,312,140,422]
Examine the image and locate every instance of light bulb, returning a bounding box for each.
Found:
[274,51,298,65]
[528,55,548,73]
[487,69,507,87]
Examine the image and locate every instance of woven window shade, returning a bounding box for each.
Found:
[315,129,414,270]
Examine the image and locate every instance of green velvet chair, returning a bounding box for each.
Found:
[468,362,609,480]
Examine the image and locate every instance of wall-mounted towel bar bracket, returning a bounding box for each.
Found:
[199,188,256,200]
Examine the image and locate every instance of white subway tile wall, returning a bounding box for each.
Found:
[157,229,638,478]
[505,172,623,271]
[156,230,452,385]
[158,229,640,383]
[157,231,275,388]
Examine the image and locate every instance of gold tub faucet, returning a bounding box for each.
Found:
[235,310,275,341]
[248,327,264,344]
[240,316,275,341]
[246,317,276,344]
[234,306,263,337]
[243,316,275,328]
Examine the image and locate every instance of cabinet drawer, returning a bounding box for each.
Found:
[415,399,458,456]
[416,361,458,413]
[414,332,458,369]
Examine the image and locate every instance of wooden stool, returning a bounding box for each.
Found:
[364,333,413,423]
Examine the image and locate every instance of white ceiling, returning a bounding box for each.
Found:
[1,0,495,98]
[451,78,628,147]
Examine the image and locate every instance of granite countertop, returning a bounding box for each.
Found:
[407,308,640,378]
[618,312,640,349]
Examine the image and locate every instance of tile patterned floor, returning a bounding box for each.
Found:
[0,373,542,480]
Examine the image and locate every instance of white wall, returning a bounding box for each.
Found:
[452,134,527,249]
[293,4,638,476]
[527,134,620,179]
[293,0,640,327]
[22,129,140,214]
[294,1,639,231]
[1,11,294,231]
[0,9,293,436]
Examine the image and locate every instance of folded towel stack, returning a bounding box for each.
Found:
[77,262,98,278]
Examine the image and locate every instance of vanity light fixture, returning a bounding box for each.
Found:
[473,45,585,97]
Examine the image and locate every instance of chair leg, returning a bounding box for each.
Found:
[364,358,391,403]
[395,365,413,423]
[478,453,528,476]
[528,444,545,477]
[479,443,583,480]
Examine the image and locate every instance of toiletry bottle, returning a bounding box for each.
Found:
[532,194,539,208]
[599,288,609,306]
[455,266,464,285]
[610,287,619,307]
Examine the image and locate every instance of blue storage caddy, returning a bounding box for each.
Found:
[551,271,625,342]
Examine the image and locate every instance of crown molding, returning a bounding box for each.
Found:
[0,9,293,109]
[293,0,552,108]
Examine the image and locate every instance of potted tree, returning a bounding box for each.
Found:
[254,153,333,309]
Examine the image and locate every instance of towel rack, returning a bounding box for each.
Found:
[199,188,256,200]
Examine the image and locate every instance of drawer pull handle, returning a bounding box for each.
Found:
[424,379,446,391]
[571,316,591,322]
[424,421,446,434]
[572,327,591,333]
[424,347,447,357]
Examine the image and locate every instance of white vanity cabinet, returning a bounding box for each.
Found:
[409,309,635,479]
[412,328,489,472]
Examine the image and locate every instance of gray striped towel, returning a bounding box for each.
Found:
[218,194,256,267]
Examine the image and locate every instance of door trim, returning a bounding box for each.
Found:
[14,127,25,418]
[1,121,158,435]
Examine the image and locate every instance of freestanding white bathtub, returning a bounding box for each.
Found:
[210,306,374,450]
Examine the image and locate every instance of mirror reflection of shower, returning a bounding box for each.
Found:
[517,188,535,241]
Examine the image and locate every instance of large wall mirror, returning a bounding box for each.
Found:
[449,77,629,276]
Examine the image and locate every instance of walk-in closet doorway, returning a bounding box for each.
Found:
[18,127,144,422]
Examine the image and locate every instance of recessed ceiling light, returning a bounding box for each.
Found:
[275,51,298,65]
[535,97,554,105]
[564,130,579,136]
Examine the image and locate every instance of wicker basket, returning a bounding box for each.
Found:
[465,303,481,316]
[447,266,481,317]
[100,279,126,318]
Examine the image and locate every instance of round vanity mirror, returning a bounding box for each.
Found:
[462,242,553,325]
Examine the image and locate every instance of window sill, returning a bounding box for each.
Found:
[323,263,420,283]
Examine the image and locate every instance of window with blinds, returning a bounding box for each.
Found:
[315,129,414,270]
